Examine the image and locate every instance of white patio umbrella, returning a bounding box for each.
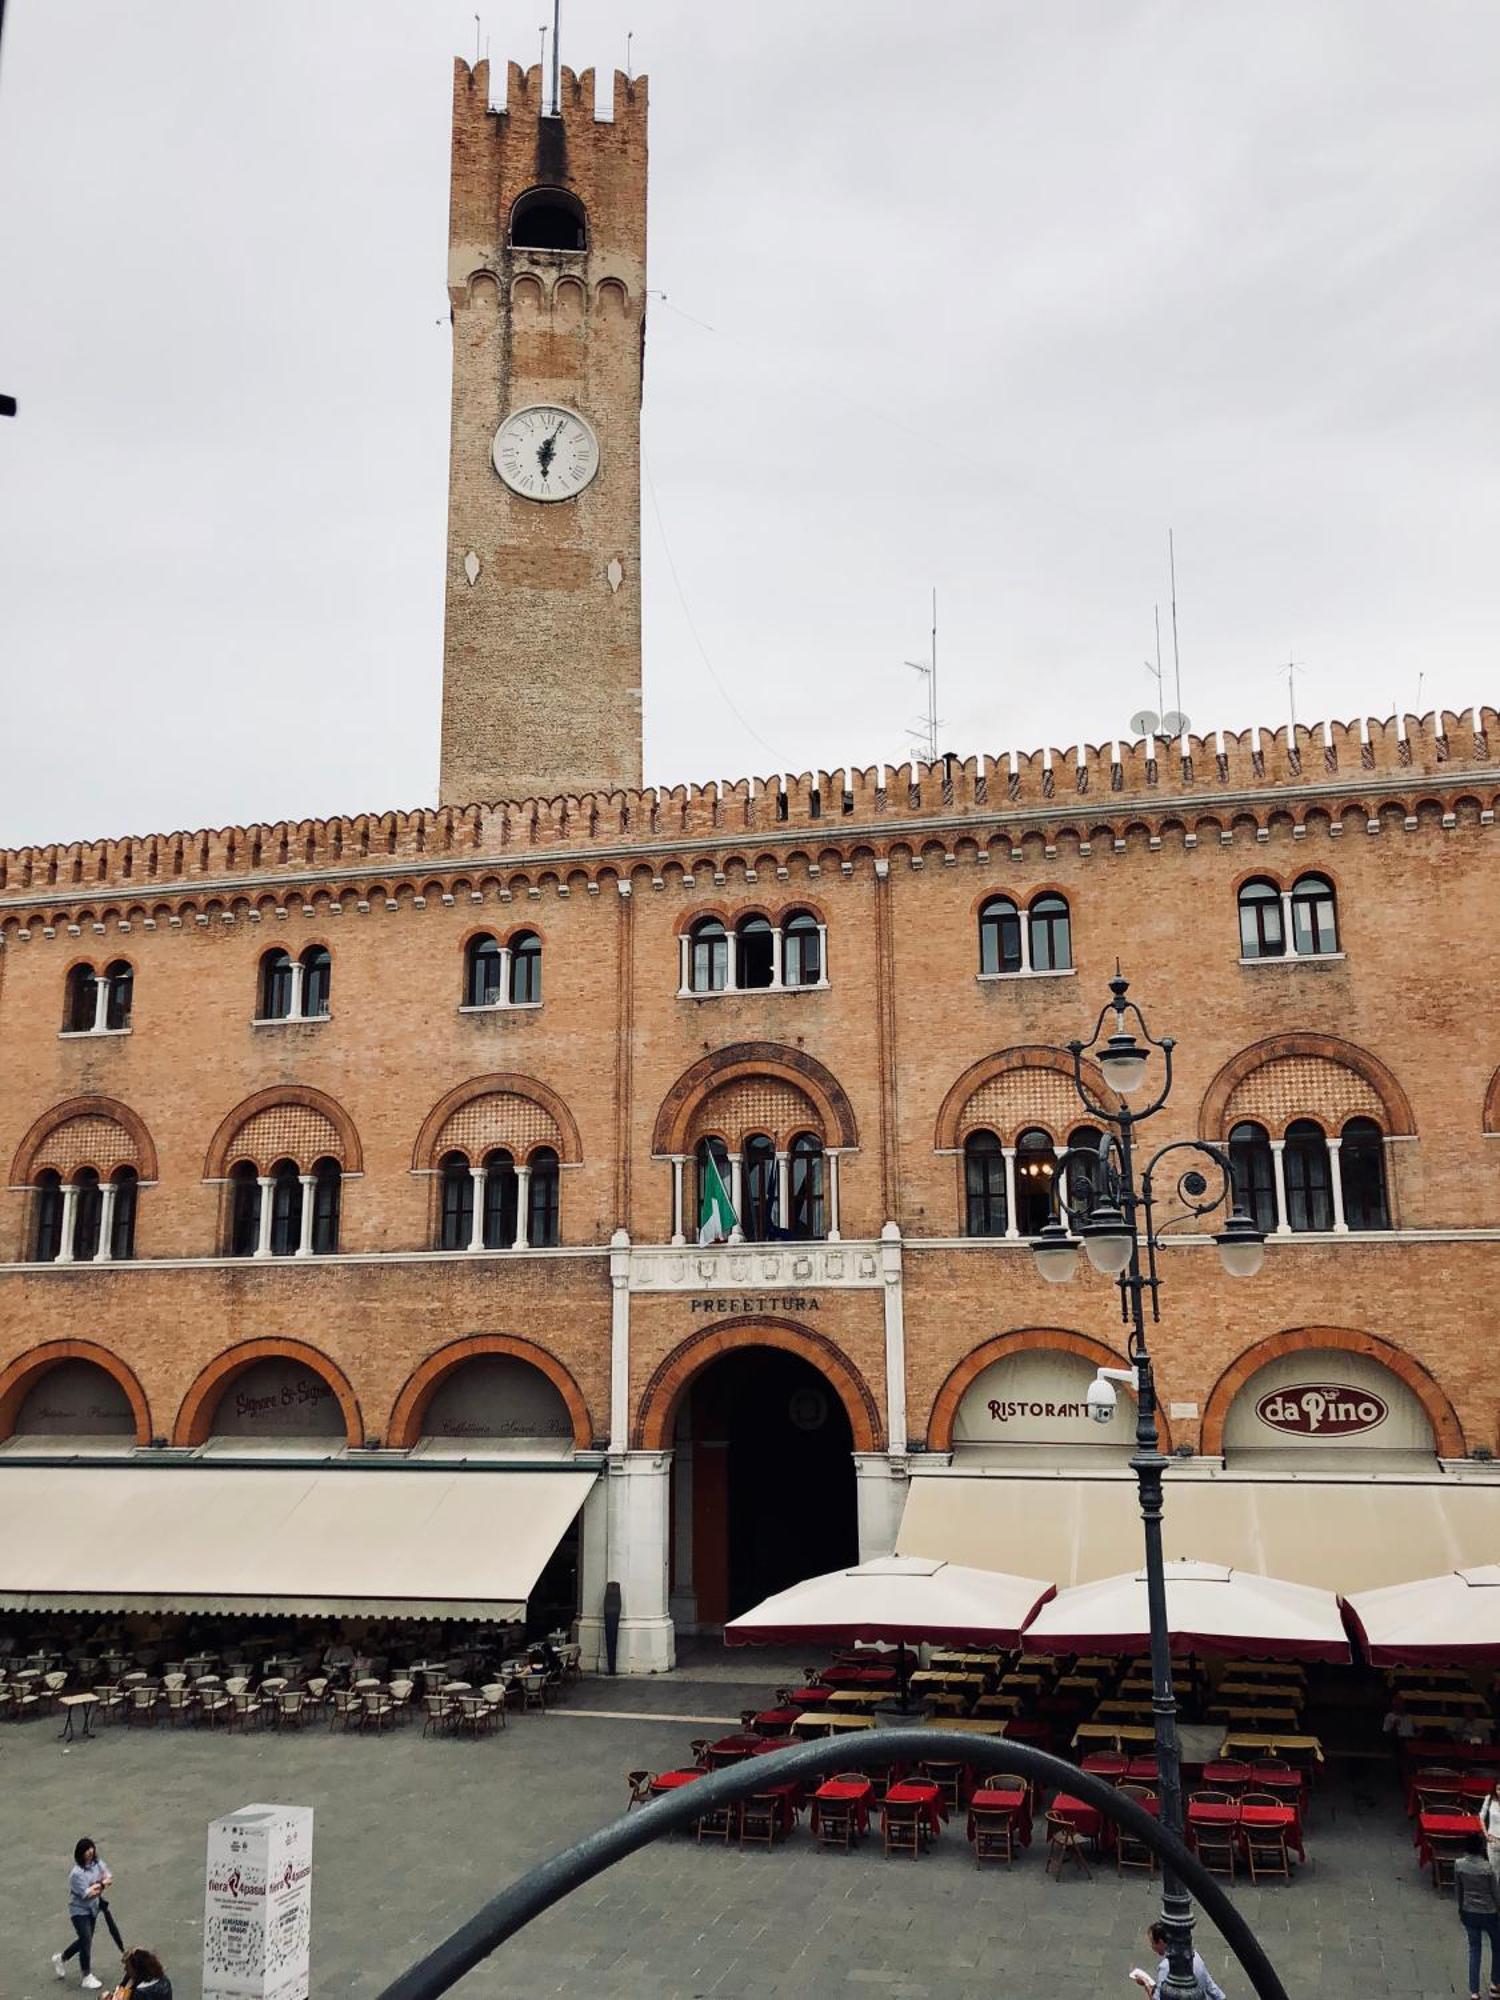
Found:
[724,1554,1055,1649]
[1021,1558,1351,1663]
[1345,1566,1500,1666]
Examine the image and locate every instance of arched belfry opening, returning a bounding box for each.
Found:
[670,1345,857,1628]
[509,186,587,251]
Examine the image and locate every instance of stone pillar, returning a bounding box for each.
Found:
[574,1477,613,1671]
[91,976,110,1035]
[678,932,690,995]
[56,1182,79,1264]
[1327,1137,1348,1233]
[514,1166,531,1248]
[815,923,828,984]
[853,1452,911,1564]
[724,928,738,992]
[254,1177,275,1259]
[729,1153,744,1242]
[880,1219,907,1455]
[826,1151,841,1241]
[497,944,512,1007]
[1269,1139,1291,1235]
[467,1167,486,1251]
[668,1406,698,1631]
[287,957,305,1020]
[602,1451,675,1674]
[1003,1147,1019,1238]
[1280,889,1297,955]
[769,926,784,991]
[776,1151,791,1234]
[95,1181,117,1263]
[1018,908,1033,974]
[295,1174,316,1257]
[608,1228,631,1452]
[670,1156,686,1245]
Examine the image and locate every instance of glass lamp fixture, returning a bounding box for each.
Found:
[1080,1201,1133,1275]
[1214,1208,1266,1278]
[1098,1027,1150,1095]
[1031,1216,1080,1284]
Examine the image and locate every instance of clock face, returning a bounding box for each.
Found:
[492,405,600,502]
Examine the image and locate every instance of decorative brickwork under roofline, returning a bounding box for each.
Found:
[1199,1034,1416,1139]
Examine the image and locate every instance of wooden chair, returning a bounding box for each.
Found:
[197,1684,231,1729]
[92,1684,127,1727]
[387,1679,415,1724]
[969,1807,1018,1867]
[1428,1832,1466,1893]
[479,1683,509,1731]
[739,1793,781,1850]
[625,1770,654,1809]
[694,1800,736,1844]
[815,1799,856,1852]
[1415,1785,1462,1815]
[362,1689,396,1733]
[229,1689,264,1733]
[881,1801,924,1860]
[1044,1811,1092,1879]
[920,1760,966,1815]
[421,1692,453,1739]
[1190,1819,1237,1880]
[1243,1817,1292,1884]
[164,1686,198,1728]
[127,1685,160,1728]
[328,1688,360,1733]
[688,1739,712,1768]
[275,1690,309,1730]
[1114,1784,1158,1876]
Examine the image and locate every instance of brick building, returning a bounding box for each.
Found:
[2,58,1497,1670]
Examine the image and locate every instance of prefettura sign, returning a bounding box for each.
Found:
[203,1803,313,2000]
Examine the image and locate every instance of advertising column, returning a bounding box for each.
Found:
[203,1804,313,2000]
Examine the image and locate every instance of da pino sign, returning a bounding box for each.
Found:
[1255,1384,1389,1438]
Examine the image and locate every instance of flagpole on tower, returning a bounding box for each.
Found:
[551,0,562,113]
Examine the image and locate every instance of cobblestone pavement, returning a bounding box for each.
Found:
[5,1657,1468,1998]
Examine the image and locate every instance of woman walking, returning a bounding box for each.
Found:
[1454,1832,1500,2000]
[52,1837,116,1989]
[1481,1779,1500,1881]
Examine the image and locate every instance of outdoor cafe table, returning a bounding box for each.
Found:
[927,1717,1008,1737]
[811,1778,873,1835]
[1218,1732,1325,1766]
[57,1693,97,1743]
[752,1708,802,1734]
[1209,1705,1301,1730]
[968,1785,1033,1845]
[908,1671,988,1693]
[1401,1741,1500,1770]
[650,1768,705,1796]
[1395,1667,1474,1689]
[883,1779,945,1838]
[822,1666,897,1691]
[1214,1681,1304,1704]
[786,1685,834,1708]
[706,1733,767,1764]
[1227,1660,1306,1680]
[1188,1799,1305,1863]
[826,1689,892,1711]
[1409,1717,1495,1742]
[1403,1688,1490,1714]
[972,1693,1023,1716]
[1001,1671,1047,1693]
[1073,1722,1157,1751]
[930,1651,1004,1670]
[794,1711,873,1736]
[1095,1699,1154,1722]
[1415,1810,1482,1869]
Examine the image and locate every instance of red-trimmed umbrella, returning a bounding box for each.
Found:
[1022,1559,1350,1663]
[724,1555,1055,1650]
[1345,1566,1500,1665]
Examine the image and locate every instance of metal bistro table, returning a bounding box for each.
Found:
[57,1692,99,1743]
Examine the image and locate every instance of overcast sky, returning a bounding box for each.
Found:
[1,1,1496,846]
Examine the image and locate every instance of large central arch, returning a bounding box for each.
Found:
[634,1316,881,1452]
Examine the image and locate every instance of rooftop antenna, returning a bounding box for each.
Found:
[626,30,634,78]
[1414,668,1425,717]
[538,22,548,94]
[905,588,940,763]
[1132,603,1190,741]
[551,0,562,113]
[1283,655,1306,733]
[1167,529,1184,721]
[474,14,482,65]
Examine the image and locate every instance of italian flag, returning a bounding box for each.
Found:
[698,1151,737,1245]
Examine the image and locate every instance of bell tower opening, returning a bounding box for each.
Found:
[670,1346,858,1628]
[509,186,588,251]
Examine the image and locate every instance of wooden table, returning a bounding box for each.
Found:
[1224,1661,1305,1682]
[57,1692,98,1743]
[972,1693,1023,1716]
[929,1651,1004,1670]
[1073,1722,1157,1750]
[1218,1731,1324,1765]
[1214,1681,1304,1704]
[1094,1700,1154,1721]
[1402,1688,1489,1713]
[908,1671,987,1693]
[794,1712,874,1736]
[1209,1704,1301,1729]
[927,1717,1008,1736]
[825,1689,890,1711]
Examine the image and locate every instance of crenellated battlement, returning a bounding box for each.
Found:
[2,709,1494,907]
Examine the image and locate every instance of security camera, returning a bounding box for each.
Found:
[1085,1376,1118,1425]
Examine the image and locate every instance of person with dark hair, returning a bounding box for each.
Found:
[1129,1923,1227,2000]
[1454,1831,1500,2000]
[52,1837,112,1989]
[106,1945,172,2000]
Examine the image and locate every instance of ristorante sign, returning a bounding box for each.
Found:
[1254,1385,1389,1439]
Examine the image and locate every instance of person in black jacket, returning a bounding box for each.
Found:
[106,1946,171,2000]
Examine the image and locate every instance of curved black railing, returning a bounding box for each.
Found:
[377,1729,1291,2000]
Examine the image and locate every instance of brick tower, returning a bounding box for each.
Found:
[439,58,646,807]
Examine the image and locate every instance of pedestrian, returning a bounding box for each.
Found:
[105,1946,172,2000]
[1129,1922,1228,1999]
[1481,1780,1500,1881]
[1454,1831,1500,2000]
[53,1836,115,1989]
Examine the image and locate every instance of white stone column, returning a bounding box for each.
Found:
[729,1153,744,1242]
[1281,890,1297,956]
[95,1181,117,1263]
[514,1166,531,1249]
[1327,1137,1348,1233]
[670,1157,686,1245]
[678,933,691,995]
[1269,1139,1291,1235]
[1002,1147,1019,1238]
[295,1174,316,1256]
[769,927,784,991]
[880,1219,907,1454]
[724,928,738,991]
[776,1150,791,1234]
[91,976,110,1034]
[668,1406,698,1631]
[602,1450,676,1674]
[815,924,828,984]
[608,1229,631,1452]
[827,1151,841,1241]
[574,1477,613,1672]
[254,1177,275,1258]
[56,1183,79,1264]
[1018,910,1033,974]
[853,1452,911,1563]
[497,945,512,1007]
[287,958,305,1020]
[467,1167,486,1252]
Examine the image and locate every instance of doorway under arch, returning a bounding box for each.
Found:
[670,1345,858,1629]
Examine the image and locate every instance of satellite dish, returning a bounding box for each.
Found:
[1128,709,1160,738]
[1160,710,1191,738]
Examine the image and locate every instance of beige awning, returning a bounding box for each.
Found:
[897,1465,1500,1596]
[0,1463,597,1621]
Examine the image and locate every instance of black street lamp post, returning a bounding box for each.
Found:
[1030,973,1265,2000]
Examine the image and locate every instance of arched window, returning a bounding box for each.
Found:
[978,897,1022,976]
[103,960,133,1030]
[268,1160,302,1257]
[1237,879,1285,959]
[300,945,332,1019]
[695,1136,731,1231]
[259,949,294,1021]
[1290,874,1338,956]
[1014,1128,1057,1236]
[741,1133,777,1239]
[72,1168,103,1262]
[528,1146,561,1247]
[1284,1118,1333,1232]
[32,1170,63,1262]
[465,934,503,1008]
[1067,1124,1106,1217]
[509,186,587,251]
[110,1166,139,1260]
[229,1161,262,1257]
[438,1151,473,1250]
[688,918,728,994]
[1029,893,1072,972]
[963,1129,1007,1237]
[783,911,823,988]
[482,1149,518,1250]
[509,931,542,1006]
[736,916,774,991]
[1340,1117,1389,1230]
[789,1132,825,1240]
[310,1157,341,1254]
[64,964,98,1034]
[1229,1121,1277,1235]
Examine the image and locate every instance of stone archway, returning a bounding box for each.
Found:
[0,1339,151,1444]
[387,1334,595,1450]
[925,1328,1173,1453]
[1200,1326,1463,1457]
[634,1316,881,1453]
[173,1338,363,1447]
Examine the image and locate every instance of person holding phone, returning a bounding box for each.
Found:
[53,1837,114,1989]
[106,1946,172,2000]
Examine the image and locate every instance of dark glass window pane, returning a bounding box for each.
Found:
[784,914,822,988]
[1238,881,1284,959]
[67,966,99,1033]
[510,933,542,1005]
[1340,1117,1389,1230]
[72,1170,102,1261]
[311,1160,341,1254]
[269,1163,302,1256]
[301,947,331,1018]
[978,899,1022,976]
[1228,1121,1277,1234]
[1284,1119,1333,1232]
[789,1133,824,1239]
[964,1130,1007,1237]
[230,1164,261,1257]
[110,1168,138,1260]
[466,937,502,1007]
[1015,1128,1057,1235]
[1029,895,1071,972]
[483,1150,518,1250]
[737,918,774,991]
[690,922,728,993]
[261,952,293,1020]
[439,1153,472,1249]
[1290,875,1338,956]
[742,1134,777,1239]
[104,961,133,1030]
[528,1148,560,1247]
[33,1172,63,1262]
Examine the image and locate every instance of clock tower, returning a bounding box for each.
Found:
[439,57,646,807]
